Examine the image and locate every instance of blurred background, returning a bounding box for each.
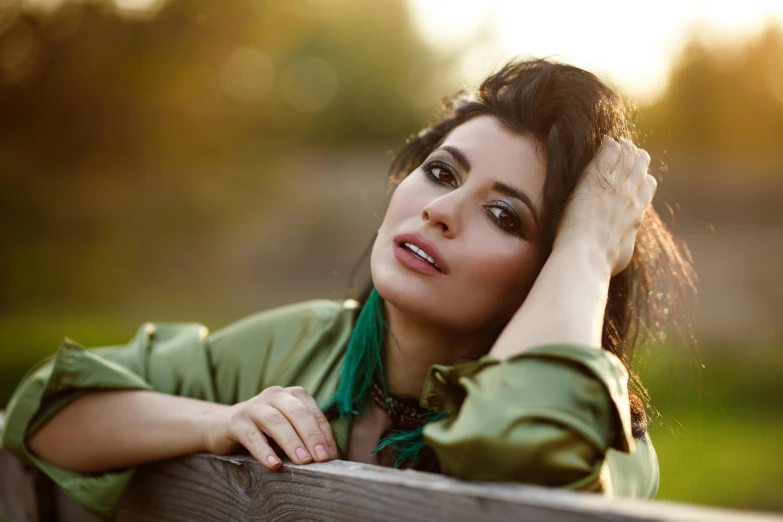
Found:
[0,0,781,514]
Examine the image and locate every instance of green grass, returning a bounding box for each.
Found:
[650,415,783,511]
[0,315,780,513]
[640,343,783,513]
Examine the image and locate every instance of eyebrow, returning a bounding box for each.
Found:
[492,181,539,225]
[438,145,539,226]
[439,145,472,172]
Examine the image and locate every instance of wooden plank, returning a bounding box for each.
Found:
[0,412,55,522]
[3,410,783,522]
[113,453,783,522]
[56,487,103,522]
[0,411,98,522]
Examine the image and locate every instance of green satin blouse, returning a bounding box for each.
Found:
[1,299,658,519]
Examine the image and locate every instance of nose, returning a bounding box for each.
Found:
[421,194,460,238]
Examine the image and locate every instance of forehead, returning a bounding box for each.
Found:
[439,115,546,201]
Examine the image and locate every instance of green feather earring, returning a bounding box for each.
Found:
[325,287,446,468]
[328,287,387,417]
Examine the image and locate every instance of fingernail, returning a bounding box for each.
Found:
[266,455,280,467]
[295,447,312,462]
[314,444,329,461]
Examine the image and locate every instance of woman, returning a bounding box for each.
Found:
[2,59,693,519]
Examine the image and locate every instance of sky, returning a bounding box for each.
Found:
[408,0,783,102]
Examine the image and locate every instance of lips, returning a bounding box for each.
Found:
[393,232,450,274]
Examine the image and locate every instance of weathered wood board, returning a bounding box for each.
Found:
[2,412,782,522]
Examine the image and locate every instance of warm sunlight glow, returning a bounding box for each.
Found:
[409,0,783,101]
[113,0,166,18]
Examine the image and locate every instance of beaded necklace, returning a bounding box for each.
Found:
[370,376,432,430]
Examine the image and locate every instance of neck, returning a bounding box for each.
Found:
[381,300,494,399]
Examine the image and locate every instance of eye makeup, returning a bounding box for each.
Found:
[422,159,459,187]
[421,158,527,238]
[484,201,525,238]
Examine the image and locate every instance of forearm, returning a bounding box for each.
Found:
[489,239,612,360]
[27,389,228,473]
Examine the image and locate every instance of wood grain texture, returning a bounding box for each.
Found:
[0,412,56,522]
[2,412,782,522]
[114,454,783,522]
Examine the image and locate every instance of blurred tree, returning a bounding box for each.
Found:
[3,2,782,315]
[640,24,783,163]
[0,0,452,313]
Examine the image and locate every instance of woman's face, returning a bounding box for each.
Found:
[371,115,547,333]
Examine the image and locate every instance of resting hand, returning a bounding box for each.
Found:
[202,386,338,470]
[554,137,656,276]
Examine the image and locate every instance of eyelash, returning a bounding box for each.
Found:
[422,160,459,187]
[421,160,525,238]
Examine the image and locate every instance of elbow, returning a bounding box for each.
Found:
[25,432,62,469]
[26,417,105,474]
[26,424,82,472]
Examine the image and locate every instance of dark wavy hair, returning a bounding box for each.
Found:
[354,58,695,451]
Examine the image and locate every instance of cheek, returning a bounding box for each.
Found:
[379,176,428,229]
[372,178,424,277]
[460,237,538,310]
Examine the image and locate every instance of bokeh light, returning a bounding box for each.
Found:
[220,46,275,105]
[409,0,783,101]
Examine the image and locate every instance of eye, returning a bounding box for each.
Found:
[488,206,515,228]
[423,161,458,188]
[485,203,524,237]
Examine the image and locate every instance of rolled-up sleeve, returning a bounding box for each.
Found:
[420,344,651,496]
[1,322,214,519]
[0,300,349,519]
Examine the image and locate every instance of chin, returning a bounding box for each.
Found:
[371,262,478,332]
[372,262,426,314]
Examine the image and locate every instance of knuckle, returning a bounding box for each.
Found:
[284,436,303,448]
[290,402,309,416]
[229,408,249,425]
[260,386,284,399]
[304,428,325,440]
[266,411,289,427]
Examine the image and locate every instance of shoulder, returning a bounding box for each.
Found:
[207,299,357,402]
[210,299,354,344]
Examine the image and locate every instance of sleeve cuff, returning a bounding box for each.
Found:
[419,355,499,415]
[419,343,635,454]
[2,334,156,519]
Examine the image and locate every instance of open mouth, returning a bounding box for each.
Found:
[399,242,442,272]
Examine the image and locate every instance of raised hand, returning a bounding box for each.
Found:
[202,385,338,470]
[554,136,657,276]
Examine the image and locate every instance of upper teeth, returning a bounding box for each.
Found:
[403,242,440,269]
